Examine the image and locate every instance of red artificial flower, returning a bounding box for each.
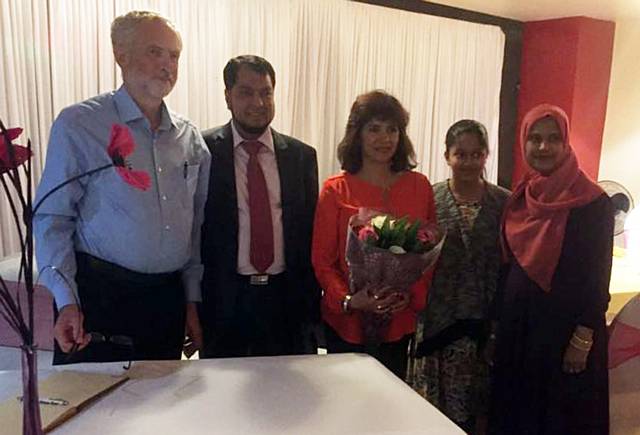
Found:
[107,124,151,191]
[358,225,378,243]
[417,228,437,245]
[0,127,32,175]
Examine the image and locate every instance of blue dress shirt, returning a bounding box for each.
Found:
[34,86,211,308]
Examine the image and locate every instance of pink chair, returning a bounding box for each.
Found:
[609,293,640,434]
[609,294,640,369]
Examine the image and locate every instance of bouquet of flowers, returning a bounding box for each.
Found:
[346,208,445,343]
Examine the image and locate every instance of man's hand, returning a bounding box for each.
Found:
[184,302,203,358]
[54,304,91,353]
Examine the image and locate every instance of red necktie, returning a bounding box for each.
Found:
[242,140,274,273]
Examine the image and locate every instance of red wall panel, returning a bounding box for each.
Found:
[513,17,615,186]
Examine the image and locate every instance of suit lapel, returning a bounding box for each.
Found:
[273,129,296,209]
[216,123,240,248]
[273,129,297,263]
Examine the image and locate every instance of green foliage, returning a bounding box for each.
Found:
[372,215,424,253]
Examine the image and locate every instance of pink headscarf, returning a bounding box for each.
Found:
[503,104,603,292]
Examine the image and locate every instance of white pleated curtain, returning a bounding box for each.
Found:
[0,0,505,257]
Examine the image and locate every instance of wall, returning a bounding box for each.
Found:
[357,0,523,188]
[599,18,640,205]
[513,17,615,185]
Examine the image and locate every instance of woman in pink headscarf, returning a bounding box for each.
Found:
[489,104,614,435]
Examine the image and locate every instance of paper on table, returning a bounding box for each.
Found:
[0,370,128,433]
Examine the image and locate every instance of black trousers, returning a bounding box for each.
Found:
[53,253,185,365]
[202,273,314,358]
[324,323,411,379]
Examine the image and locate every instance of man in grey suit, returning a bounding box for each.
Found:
[200,55,319,357]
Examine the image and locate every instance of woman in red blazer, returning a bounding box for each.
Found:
[312,90,436,378]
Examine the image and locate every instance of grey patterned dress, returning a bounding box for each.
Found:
[408,180,510,430]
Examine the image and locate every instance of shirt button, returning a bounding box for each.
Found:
[165,225,170,231]
[158,166,163,173]
[162,195,167,201]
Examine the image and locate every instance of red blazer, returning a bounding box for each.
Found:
[312,171,436,344]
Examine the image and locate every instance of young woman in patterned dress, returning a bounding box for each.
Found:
[408,120,509,434]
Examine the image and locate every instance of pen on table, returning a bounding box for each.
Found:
[183,161,188,179]
[17,396,69,406]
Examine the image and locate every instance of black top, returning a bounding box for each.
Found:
[490,193,614,435]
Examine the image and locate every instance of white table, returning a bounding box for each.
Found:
[0,354,463,434]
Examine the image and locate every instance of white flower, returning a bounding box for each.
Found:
[371,215,394,229]
[389,245,406,254]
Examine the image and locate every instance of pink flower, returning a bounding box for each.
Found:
[358,225,378,242]
[0,127,32,175]
[107,124,151,191]
[417,228,437,245]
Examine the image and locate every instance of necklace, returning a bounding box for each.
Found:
[448,179,484,204]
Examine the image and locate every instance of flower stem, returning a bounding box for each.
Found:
[24,145,35,336]
[32,163,113,216]
[0,175,27,257]
[21,345,44,435]
[0,275,29,337]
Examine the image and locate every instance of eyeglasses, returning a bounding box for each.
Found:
[65,332,135,369]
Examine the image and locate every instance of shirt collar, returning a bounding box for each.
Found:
[231,120,274,153]
[114,86,175,131]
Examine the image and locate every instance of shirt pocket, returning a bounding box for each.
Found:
[185,163,200,197]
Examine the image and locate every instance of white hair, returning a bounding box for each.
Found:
[111,10,177,53]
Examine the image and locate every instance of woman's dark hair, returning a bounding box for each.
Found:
[444,119,489,153]
[337,90,417,174]
[223,55,276,89]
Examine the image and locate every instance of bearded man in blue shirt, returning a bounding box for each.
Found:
[34,11,210,364]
